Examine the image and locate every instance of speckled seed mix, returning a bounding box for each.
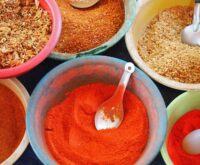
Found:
[54,0,124,54]
[0,0,51,68]
[138,6,200,84]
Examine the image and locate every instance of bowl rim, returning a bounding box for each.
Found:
[0,0,62,78]
[26,55,167,165]
[0,78,30,165]
[49,0,137,61]
[125,0,200,91]
[160,91,200,165]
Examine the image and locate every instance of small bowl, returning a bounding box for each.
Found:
[125,0,200,91]
[0,78,29,165]
[50,0,136,60]
[0,0,62,78]
[27,56,167,165]
[161,91,200,165]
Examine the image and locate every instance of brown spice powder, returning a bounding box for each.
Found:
[0,0,51,68]
[137,6,200,84]
[54,0,124,54]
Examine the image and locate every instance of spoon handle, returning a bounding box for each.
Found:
[193,2,200,31]
[113,62,135,99]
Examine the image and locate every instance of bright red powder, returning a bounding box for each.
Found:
[44,83,149,165]
[167,110,200,165]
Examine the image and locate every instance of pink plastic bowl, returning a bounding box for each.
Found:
[0,0,62,78]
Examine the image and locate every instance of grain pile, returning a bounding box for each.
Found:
[54,0,124,54]
[0,0,51,68]
[138,6,200,84]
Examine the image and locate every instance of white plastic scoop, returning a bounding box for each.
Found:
[182,129,200,154]
[181,0,200,46]
[69,0,99,8]
[94,62,135,130]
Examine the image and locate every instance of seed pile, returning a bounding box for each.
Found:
[0,0,51,68]
[138,6,200,83]
[54,0,124,54]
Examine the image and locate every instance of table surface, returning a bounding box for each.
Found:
[14,38,183,165]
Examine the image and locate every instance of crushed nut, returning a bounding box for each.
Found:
[137,6,200,84]
[0,0,51,68]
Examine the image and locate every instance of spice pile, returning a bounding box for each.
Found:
[138,6,200,83]
[0,0,51,68]
[167,110,200,165]
[45,83,149,164]
[54,0,124,54]
[0,84,25,162]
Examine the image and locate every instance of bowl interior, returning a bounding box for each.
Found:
[125,0,200,90]
[27,56,166,165]
[50,0,136,60]
[0,0,62,78]
[0,79,29,165]
[161,92,200,165]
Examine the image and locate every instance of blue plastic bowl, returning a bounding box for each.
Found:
[26,56,167,165]
[50,0,137,60]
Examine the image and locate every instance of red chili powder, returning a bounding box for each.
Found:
[167,110,200,165]
[44,83,149,165]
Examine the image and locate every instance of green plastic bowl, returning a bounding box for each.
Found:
[161,92,200,165]
[50,0,136,60]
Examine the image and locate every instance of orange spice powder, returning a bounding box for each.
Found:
[54,0,125,54]
[0,84,25,162]
[44,83,149,165]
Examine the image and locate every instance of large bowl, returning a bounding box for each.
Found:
[0,0,62,78]
[0,78,29,165]
[161,91,200,165]
[26,56,167,165]
[50,0,136,60]
[125,0,200,90]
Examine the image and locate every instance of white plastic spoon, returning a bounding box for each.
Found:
[181,0,200,46]
[94,62,135,130]
[69,0,99,8]
[182,129,200,155]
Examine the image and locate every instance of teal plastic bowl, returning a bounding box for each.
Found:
[50,0,136,60]
[27,56,167,165]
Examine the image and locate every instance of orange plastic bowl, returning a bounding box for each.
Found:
[0,0,62,78]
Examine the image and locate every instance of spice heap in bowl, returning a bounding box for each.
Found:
[0,0,62,78]
[126,0,200,90]
[51,0,136,60]
[45,83,149,164]
[161,92,200,165]
[137,6,200,84]
[26,56,167,165]
[0,79,29,165]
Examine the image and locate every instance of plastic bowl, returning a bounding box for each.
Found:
[0,78,29,165]
[27,56,167,165]
[125,0,200,90]
[0,1,62,78]
[50,0,136,60]
[161,92,200,165]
